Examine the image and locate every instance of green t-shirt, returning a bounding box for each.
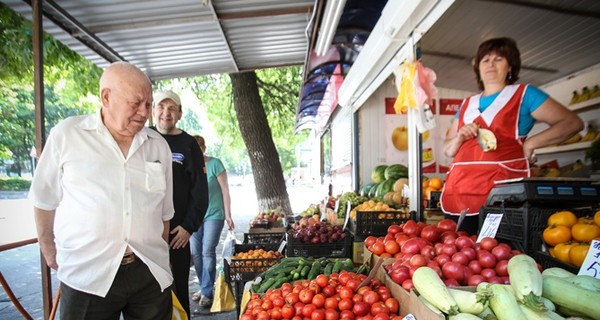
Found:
[204,157,226,221]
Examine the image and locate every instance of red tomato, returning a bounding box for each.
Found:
[420,225,441,242]
[340,310,355,320]
[451,252,469,265]
[281,305,295,319]
[387,225,402,235]
[479,237,498,251]
[315,275,329,288]
[370,301,390,316]
[270,307,283,320]
[401,279,414,291]
[324,297,338,310]
[442,261,465,282]
[384,298,399,314]
[302,303,317,318]
[491,244,512,261]
[477,251,497,268]
[312,293,325,308]
[324,309,339,320]
[437,219,457,232]
[338,298,353,311]
[468,260,483,274]
[402,220,419,236]
[409,254,428,268]
[455,235,474,249]
[480,268,496,279]
[285,292,300,305]
[467,274,486,286]
[311,309,325,320]
[363,290,380,304]
[299,289,314,304]
[353,301,371,316]
[460,247,477,261]
[495,259,509,276]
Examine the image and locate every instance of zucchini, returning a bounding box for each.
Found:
[448,313,484,320]
[488,283,527,320]
[518,304,565,320]
[418,294,444,317]
[555,305,592,318]
[539,297,555,312]
[542,275,600,319]
[477,307,497,320]
[567,274,600,292]
[540,267,575,278]
[412,266,459,316]
[448,287,491,314]
[300,265,310,278]
[507,255,546,311]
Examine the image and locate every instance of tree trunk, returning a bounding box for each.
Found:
[229,71,293,215]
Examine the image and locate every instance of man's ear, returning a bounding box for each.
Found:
[101,88,111,106]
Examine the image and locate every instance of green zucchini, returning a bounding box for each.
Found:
[542,275,600,319]
[488,284,527,320]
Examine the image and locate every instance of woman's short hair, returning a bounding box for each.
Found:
[473,37,521,91]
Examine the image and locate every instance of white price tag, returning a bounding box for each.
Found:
[578,239,600,279]
[476,213,503,243]
[342,201,352,231]
[334,199,340,213]
[277,240,287,254]
[402,314,416,320]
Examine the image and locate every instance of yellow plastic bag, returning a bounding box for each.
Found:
[172,291,188,320]
[210,273,236,313]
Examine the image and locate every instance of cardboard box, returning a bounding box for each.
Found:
[353,241,364,264]
[381,269,445,320]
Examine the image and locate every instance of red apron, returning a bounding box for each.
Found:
[440,84,530,216]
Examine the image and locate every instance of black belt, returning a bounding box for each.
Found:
[121,252,136,265]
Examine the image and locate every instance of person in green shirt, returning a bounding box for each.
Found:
[190,135,234,308]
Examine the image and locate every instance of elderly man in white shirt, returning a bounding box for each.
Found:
[30,62,174,320]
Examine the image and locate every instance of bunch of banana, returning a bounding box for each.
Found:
[581,124,600,142]
[560,132,582,145]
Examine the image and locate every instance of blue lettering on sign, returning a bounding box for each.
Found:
[594,242,600,250]
[172,153,184,164]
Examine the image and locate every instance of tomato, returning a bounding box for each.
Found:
[479,237,498,251]
[387,224,402,235]
[569,242,590,267]
[547,211,578,227]
[578,216,595,224]
[460,247,477,261]
[312,293,325,308]
[241,313,255,320]
[402,220,419,236]
[455,235,474,249]
[285,292,300,305]
[261,298,273,310]
[376,286,391,301]
[384,240,400,255]
[324,308,339,320]
[477,251,497,268]
[543,224,572,246]
[270,307,283,320]
[370,301,390,316]
[272,296,285,308]
[420,245,436,260]
[467,274,486,286]
[281,305,295,319]
[572,222,600,242]
[451,252,469,265]
[315,274,328,288]
[339,310,355,320]
[365,236,378,249]
[363,290,380,304]
[311,309,325,320]
[490,244,513,261]
[401,279,414,291]
[299,289,314,304]
[420,225,441,242]
[353,301,371,316]
[442,261,465,282]
[302,303,317,318]
[437,219,457,232]
[552,242,575,263]
[468,260,482,274]
[371,242,385,255]
[338,298,353,311]
[495,259,509,276]
[594,210,600,227]
[322,285,336,297]
[401,238,428,255]
[480,268,496,279]
[384,297,399,314]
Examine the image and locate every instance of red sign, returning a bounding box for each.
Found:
[385,98,437,115]
[439,98,463,115]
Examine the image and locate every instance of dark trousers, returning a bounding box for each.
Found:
[170,243,191,317]
[60,259,172,320]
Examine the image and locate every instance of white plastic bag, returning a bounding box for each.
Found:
[221,230,239,263]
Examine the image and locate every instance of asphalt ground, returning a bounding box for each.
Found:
[0,184,322,320]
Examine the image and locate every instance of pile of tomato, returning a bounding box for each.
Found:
[365,219,523,288]
[543,210,600,267]
[241,270,401,320]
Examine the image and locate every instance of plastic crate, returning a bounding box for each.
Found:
[231,280,245,318]
[349,210,413,240]
[426,191,442,209]
[479,205,594,255]
[532,250,580,274]
[286,231,352,258]
[243,232,285,245]
[224,253,282,283]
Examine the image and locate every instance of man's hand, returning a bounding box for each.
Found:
[169,226,191,249]
[225,217,235,230]
[40,240,59,270]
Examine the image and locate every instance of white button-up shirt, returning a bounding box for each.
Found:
[29,110,174,297]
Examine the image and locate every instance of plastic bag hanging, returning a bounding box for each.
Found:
[221,230,239,263]
[393,60,438,133]
[393,60,417,114]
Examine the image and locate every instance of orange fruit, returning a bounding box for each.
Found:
[422,179,430,188]
[424,186,437,200]
[428,177,443,190]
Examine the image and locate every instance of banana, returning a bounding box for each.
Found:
[581,124,598,142]
[560,133,582,145]
[572,160,584,172]
[579,86,591,102]
[569,90,580,105]
[591,85,600,99]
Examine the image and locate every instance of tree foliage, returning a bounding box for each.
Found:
[0,4,100,176]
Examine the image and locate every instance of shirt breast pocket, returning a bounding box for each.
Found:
[145,162,166,192]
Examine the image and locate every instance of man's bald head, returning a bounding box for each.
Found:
[99,62,153,138]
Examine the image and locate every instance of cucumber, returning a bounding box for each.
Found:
[307,260,321,280]
[257,278,277,293]
[300,265,310,278]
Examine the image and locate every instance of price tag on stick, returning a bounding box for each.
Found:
[578,239,600,279]
[476,213,503,243]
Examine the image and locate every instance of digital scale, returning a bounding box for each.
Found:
[486,177,600,206]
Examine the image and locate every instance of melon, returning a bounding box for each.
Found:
[371,165,388,184]
[384,164,409,180]
[393,178,409,193]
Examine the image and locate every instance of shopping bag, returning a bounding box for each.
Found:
[210,272,236,312]
[172,290,188,320]
[221,230,239,263]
